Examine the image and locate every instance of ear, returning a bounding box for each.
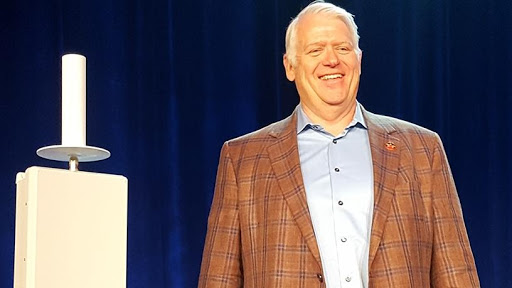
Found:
[283,54,296,81]
[357,50,363,75]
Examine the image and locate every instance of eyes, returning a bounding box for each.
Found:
[306,44,353,56]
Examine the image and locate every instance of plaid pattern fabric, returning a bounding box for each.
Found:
[199,107,480,287]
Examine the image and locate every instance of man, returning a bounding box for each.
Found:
[199,1,479,287]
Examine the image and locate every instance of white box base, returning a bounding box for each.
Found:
[14,166,128,288]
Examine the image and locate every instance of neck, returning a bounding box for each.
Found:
[301,102,357,136]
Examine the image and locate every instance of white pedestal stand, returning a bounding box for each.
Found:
[13,54,127,288]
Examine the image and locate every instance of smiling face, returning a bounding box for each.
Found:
[284,13,362,120]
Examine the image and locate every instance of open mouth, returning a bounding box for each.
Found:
[319,73,343,80]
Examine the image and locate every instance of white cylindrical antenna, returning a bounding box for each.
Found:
[62,54,86,147]
[37,54,110,170]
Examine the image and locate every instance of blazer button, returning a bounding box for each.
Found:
[316,273,324,283]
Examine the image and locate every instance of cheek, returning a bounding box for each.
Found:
[297,68,312,82]
[341,55,360,69]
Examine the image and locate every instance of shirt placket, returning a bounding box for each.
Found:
[329,130,362,288]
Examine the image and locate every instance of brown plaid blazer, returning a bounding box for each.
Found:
[199,107,479,287]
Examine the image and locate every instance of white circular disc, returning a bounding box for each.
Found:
[37,145,111,162]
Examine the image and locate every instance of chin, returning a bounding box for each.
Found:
[324,97,354,107]
[322,96,347,104]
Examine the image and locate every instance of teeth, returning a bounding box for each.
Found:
[320,74,342,80]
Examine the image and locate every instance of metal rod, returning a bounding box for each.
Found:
[69,156,79,171]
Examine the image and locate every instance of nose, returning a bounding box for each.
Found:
[322,47,339,67]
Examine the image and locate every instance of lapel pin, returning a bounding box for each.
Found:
[385,141,396,151]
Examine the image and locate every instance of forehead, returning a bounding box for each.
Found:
[296,13,352,44]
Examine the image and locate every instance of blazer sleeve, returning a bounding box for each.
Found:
[198,142,243,288]
[430,134,480,287]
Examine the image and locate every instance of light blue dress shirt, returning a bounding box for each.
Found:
[297,103,374,288]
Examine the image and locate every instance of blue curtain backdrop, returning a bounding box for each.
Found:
[1,0,511,286]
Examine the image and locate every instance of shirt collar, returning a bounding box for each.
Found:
[296,102,367,135]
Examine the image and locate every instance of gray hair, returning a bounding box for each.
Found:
[285,0,361,67]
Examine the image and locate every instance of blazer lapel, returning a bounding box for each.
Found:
[363,109,401,267]
[266,110,323,268]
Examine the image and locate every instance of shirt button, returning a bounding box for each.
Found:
[338,200,343,205]
[345,276,352,282]
[316,273,324,283]
[334,167,340,172]
[341,237,347,242]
